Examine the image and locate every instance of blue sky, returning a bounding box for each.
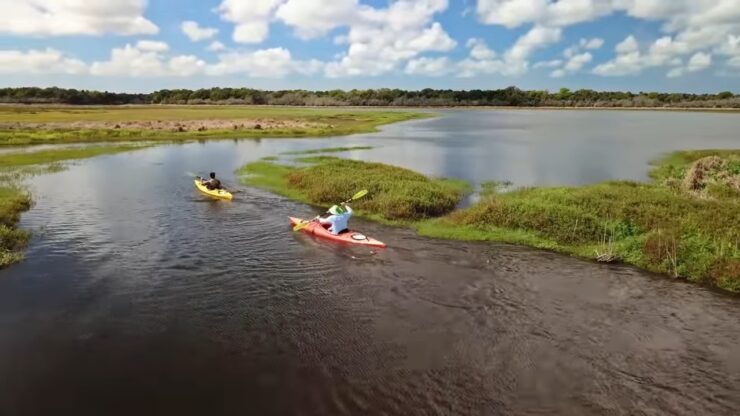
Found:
[0,0,738,93]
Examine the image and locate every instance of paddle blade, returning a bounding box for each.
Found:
[293,220,311,232]
[351,189,368,201]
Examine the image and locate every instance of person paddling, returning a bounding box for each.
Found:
[199,172,222,190]
[317,202,353,235]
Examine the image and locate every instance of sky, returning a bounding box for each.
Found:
[0,0,739,93]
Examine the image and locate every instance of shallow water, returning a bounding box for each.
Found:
[1,110,739,415]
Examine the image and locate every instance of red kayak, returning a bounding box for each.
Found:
[289,217,387,248]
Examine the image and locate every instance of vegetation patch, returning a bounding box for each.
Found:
[0,144,149,168]
[0,186,31,267]
[280,146,374,155]
[237,157,470,222]
[0,106,428,146]
[427,150,740,292]
[239,150,740,293]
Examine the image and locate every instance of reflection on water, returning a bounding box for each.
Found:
[0,110,739,415]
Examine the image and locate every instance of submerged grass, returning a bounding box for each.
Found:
[238,150,740,293]
[280,146,374,155]
[0,106,428,146]
[0,144,149,168]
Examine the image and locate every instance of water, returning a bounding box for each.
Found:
[1,110,739,415]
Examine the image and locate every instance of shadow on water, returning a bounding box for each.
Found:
[0,111,739,415]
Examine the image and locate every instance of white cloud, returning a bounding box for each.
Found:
[467,38,496,59]
[405,57,452,76]
[206,48,321,78]
[666,67,684,78]
[325,1,455,77]
[90,42,205,77]
[475,1,738,78]
[275,0,358,39]
[533,59,563,68]
[505,25,561,63]
[551,52,592,77]
[136,40,169,53]
[181,21,218,42]
[0,48,86,74]
[0,0,157,36]
[616,35,639,54]
[207,41,226,52]
[687,52,712,72]
[564,38,602,58]
[476,0,612,29]
[217,0,284,43]
[581,37,604,50]
[217,0,454,77]
[476,0,547,28]
[169,56,207,77]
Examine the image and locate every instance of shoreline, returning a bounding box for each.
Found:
[238,151,740,294]
[0,106,429,146]
[2,103,739,113]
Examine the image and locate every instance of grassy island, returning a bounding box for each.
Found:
[238,150,740,292]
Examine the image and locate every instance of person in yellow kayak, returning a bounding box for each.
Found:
[199,172,222,190]
[317,202,353,235]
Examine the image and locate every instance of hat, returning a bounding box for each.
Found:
[328,205,345,215]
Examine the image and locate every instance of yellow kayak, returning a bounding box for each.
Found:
[194,179,233,200]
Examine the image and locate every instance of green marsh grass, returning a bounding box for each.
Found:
[238,150,740,292]
[0,106,428,146]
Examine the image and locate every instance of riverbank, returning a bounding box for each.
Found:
[0,106,428,146]
[0,143,149,267]
[238,150,739,293]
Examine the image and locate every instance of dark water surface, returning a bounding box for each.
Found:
[1,110,739,415]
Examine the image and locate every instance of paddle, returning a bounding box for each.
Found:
[293,189,368,232]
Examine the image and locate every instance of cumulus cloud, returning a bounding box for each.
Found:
[551,52,592,77]
[206,48,322,78]
[217,0,455,77]
[325,1,456,77]
[207,41,226,52]
[475,1,736,78]
[0,48,87,74]
[275,0,359,39]
[502,25,561,74]
[136,40,169,53]
[90,42,205,77]
[668,51,713,77]
[533,59,563,68]
[476,0,612,29]
[405,57,452,76]
[181,21,218,42]
[217,0,284,43]
[0,0,157,36]
[467,38,496,60]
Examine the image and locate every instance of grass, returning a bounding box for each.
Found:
[238,150,740,293]
[280,146,374,155]
[427,150,740,293]
[0,143,149,268]
[0,186,32,267]
[0,144,149,168]
[237,156,470,221]
[0,105,429,145]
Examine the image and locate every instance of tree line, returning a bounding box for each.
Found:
[0,86,737,108]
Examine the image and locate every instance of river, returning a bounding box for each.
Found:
[1,110,739,415]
